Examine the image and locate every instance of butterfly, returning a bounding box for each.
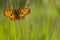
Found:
[4,8,30,20]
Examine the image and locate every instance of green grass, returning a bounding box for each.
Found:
[0,0,60,40]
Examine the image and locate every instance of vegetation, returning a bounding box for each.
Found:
[0,0,60,40]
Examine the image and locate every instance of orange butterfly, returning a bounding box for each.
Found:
[4,8,30,20]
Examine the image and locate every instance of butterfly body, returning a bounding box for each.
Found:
[4,8,30,20]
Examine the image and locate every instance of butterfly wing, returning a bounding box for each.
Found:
[18,11,25,20]
[20,8,30,15]
[18,8,30,20]
[4,10,16,20]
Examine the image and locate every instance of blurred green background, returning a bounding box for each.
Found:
[0,0,60,40]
